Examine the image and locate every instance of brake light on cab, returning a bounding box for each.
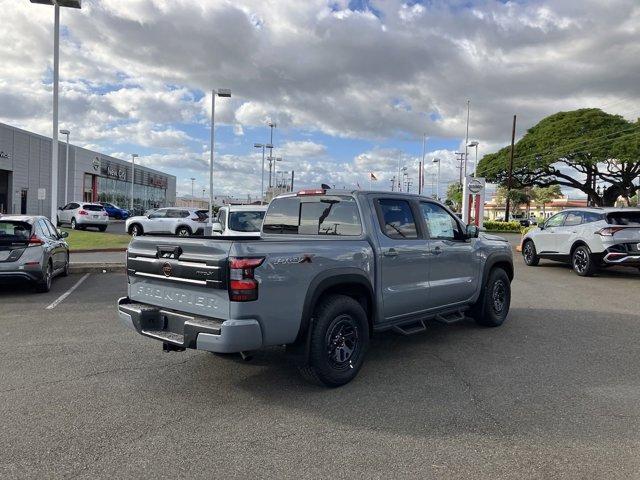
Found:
[297,189,325,196]
[228,257,265,302]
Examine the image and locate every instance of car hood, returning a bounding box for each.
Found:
[127,215,147,222]
[479,232,510,242]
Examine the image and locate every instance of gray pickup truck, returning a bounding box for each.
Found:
[118,190,513,386]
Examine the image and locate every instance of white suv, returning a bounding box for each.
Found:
[57,202,110,231]
[212,205,267,237]
[125,208,207,236]
[521,208,640,276]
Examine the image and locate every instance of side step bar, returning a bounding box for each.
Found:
[388,308,468,336]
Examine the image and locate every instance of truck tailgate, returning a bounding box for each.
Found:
[126,235,232,320]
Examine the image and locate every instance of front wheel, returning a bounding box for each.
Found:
[522,240,540,266]
[129,224,142,236]
[61,253,70,277]
[470,268,511,327]
[298,294,369,387]
[176,226,191,237]
[572,245,596,276]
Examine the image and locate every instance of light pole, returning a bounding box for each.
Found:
[468,141,479,177]
[254,143,273,204]
[432,158,441,200]
[130,154,138,212]
[190,178,196,207]
[420,133,427,195]
[267,122,276,188]
[30,0,81,226]
[208,88,232,234]
[269,157,282,194]
[60,129,70,203]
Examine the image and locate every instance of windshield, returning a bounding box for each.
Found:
[0,221,32,245]
[228,211,266,232]
[607,211,640,225]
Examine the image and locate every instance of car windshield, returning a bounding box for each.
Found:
[83,204,104,212]
[606,211,640,225]
[228,211,266,232]
[0,220,32,245]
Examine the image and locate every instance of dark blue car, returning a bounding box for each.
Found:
[99,202,130,220]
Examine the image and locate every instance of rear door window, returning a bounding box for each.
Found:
[263,195,362,236]
[582,212,603,223]
[563,212,583,226]
[376,199,418,239]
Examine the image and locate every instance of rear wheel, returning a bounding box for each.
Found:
[176,226,191,237]
[522,240,540,266]
[470,268,511,327]
[129,224,142,236]
[36,261,53,293]
[98,225,107,232]
[572,245,596,277]
[70,218,78,230]
[298,294,369,387]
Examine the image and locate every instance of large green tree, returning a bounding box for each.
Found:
[477,109,640,206]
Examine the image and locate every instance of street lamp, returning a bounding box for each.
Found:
[130,154,138,211]
[269,156,282,193]
[30,0,81,226]
[267,122,276,188]
[432,158,441,200]
[208,88,232,234]
[468,141,479,177]
[59,129,70,204]
[190,177,196,207]
[254,143,273,204]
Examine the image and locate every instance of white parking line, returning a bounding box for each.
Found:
[45,273,91,310]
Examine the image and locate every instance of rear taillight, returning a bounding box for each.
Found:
[228,257,264,302]
[596,227,625,236]
[28,234,44,246]
[78,210,88,216]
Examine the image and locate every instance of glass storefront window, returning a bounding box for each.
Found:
[96,175,167,213]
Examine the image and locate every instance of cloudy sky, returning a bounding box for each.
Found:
[1,0,638,199]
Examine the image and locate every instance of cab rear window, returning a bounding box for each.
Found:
[263,195,362,236]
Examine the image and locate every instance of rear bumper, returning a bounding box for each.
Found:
[603,252,640,265]
[117,297,262,353]
[0,270,42,282]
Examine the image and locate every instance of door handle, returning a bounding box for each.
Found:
[432,246,443,255]
[383,248,398,258]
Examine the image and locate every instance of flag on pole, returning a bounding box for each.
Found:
[369,172,378,181]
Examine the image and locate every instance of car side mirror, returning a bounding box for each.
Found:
[58,230,69,239]
[58,206,63,210]
[212,222,223,233]
[539,223,545,230]
[466,225,480,239]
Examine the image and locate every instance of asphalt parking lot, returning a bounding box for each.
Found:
[1,254,639,479]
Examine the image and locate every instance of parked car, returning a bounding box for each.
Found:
[99,202,130,220]
[57,202,110,231]
[118,189,513,387]
[521,208,640,276]
[212,205,268,237]
[0,216,69,292]
[125,207,208,237]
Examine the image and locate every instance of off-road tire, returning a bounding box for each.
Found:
[572,245,596,277]
[522,240,540,266]
[470,267,511,327]
[298,294,369,387]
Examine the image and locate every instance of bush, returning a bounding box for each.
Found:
[483,220,522,232]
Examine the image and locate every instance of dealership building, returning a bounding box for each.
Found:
[0,123,176,217]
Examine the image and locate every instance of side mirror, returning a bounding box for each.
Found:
[58,206,63,210]
[466,225,480,239]
[539,223,545,230]
[212,222,223,233]
[58,230,69,239]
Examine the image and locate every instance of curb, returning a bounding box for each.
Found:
[69,263,126,274]
[70,248,127,253]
